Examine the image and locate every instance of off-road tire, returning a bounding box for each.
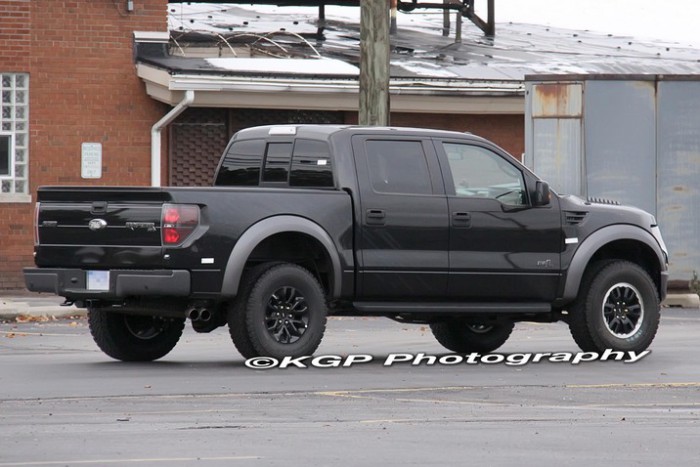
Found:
[228,262,281,359]
[430,320,515,353]
[228,263,327,359]
[568,260,660,353]
[87,309,185,362]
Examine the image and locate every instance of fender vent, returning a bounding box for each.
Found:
[588,197,621,206]
[564,211,588,225]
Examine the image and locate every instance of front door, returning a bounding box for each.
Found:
[352,135,449,299]
[434,139,563,301]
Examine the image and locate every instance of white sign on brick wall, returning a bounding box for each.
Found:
[81,142,102,179]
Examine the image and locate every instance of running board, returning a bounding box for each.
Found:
[351,302,552,314]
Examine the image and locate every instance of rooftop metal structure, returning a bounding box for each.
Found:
[166,0,496,36]
[135,3,700,111]
[161,3,700,77]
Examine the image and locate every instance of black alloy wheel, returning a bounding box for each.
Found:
[264,286,310,345]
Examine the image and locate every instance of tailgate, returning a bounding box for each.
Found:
[38,202,162,246]
[34,187,171,267]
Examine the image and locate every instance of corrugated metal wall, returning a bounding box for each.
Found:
[656,81,700,281]
[526,76,700,281]
[584,81,657,215]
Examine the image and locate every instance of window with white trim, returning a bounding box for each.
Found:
[1,73,29,200]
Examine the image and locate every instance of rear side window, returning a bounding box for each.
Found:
[215,139,265,186]
[290,139,334,187]
[365,140,432,194]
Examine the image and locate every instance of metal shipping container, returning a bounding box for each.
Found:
[525,75,700,282]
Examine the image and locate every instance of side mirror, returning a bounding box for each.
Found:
[533,181,551,207]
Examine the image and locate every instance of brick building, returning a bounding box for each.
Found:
[1,1,698,290]
[0,0,169,289]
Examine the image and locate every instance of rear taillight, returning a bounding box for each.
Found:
[161,203,199,246]
[34,202,40,246]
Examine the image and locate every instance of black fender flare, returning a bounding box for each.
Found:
[563,225,667,302]
[220,215,342,298]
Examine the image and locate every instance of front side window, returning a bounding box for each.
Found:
[366,140,432,195]
[215,139,265,186]
[442,142,526,205]
[0,73,29,199]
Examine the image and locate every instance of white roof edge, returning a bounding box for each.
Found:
[164,73,524,95]
[135,63,525,113]
[133,31,170,43]
[136,63,524,96]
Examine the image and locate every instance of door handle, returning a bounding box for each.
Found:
[452,212,471,227]
[366,209,386,225]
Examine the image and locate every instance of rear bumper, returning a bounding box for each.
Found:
[23,268,191,298]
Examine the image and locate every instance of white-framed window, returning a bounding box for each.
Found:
[1,73,29,202]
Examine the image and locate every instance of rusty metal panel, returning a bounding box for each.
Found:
[531,83,582,118]
[657,81,700,281]
[584,80,656,215]
[531,118,583,196]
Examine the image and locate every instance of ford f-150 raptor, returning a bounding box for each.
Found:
[25,125,668,361]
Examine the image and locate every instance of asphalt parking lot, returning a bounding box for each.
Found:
[1,308,699,466]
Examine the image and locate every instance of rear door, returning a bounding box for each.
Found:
[351,135,449,299]
[434,138,562,301]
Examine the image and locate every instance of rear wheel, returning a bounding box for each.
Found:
[228,263,327,359]
[430,320,514,353]
[87,309,185,362]
[568,260,660,353]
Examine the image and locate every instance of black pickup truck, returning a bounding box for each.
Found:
[25,125,668,361]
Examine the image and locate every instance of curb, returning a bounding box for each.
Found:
[0,304,86,322]
[663,293,700,309]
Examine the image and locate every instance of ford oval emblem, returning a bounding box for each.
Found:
[88,219,108,231]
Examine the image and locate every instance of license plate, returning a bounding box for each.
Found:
[87,270,110,291]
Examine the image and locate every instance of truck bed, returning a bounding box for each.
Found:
[32,185,353,297]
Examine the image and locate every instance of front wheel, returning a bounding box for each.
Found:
[430,320,514,353]
[88,309,185,362]
[568,260,660,353]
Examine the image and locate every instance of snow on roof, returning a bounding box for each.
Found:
[205,57,359,76]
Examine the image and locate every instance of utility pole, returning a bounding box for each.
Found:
[443,0,450,37]
[359,0,390,126]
